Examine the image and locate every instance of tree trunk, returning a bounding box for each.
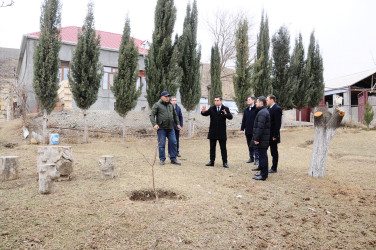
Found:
[308,107,345,178]
[6,105,10,121]
[43,109,47,144]
[122,117,126,142]
[83,110,88,143]
[188,111,192,139]
[299,109,302,127]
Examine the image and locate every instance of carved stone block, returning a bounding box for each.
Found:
[38,164,60,194]
[99,155,115,179]
[38,146,74,179]
[0,156,19,181]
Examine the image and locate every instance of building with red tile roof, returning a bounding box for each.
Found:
[27,26,149,54]
[16,26,150,113]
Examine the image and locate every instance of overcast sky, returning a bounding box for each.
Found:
[1,0,375,81]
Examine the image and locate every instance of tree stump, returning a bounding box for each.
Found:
[308,107,345,178]
[0,156,19,181]
[38,164,60,194]
[99,155,115,179]
[38,146,74,180]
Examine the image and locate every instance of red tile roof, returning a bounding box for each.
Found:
[28,26,148,54]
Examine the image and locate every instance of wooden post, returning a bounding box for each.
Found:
[0,156,19,181]
[308,107,345,178]
[99,155,115,179]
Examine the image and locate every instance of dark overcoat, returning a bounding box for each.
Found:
[268,103,282,143]
[201,105,233,140]
[252,106,271,149]
[240,105,258,135]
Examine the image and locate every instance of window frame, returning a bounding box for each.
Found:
[103,66,118,90]
[59,61,70,82]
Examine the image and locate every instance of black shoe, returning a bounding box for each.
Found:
[254,160,259,165]
[252,176,266,181]
[254,173,261,176]
[171,159,181,165]
[223,163,229,168]
[205,161,214,166]
[268,169,277,173]
[246,158,254,163]
[252,167,261,171]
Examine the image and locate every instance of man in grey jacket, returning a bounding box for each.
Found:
[150,91,182,165]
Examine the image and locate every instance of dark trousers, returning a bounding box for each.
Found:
[270,141,279,171]
[168,129,180,155]
[246,134,259,160]
[258,147,269,178]
[175,129,180,154]
[210,139,227,163]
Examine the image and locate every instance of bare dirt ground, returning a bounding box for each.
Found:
[0,119,376,249]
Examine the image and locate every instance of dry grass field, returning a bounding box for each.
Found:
[0,119,375,249]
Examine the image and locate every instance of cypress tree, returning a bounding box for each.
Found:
[271,25,295,110]
[112,17,141,141]
[251,12,272,97]
[209,44,222,106]
[33,0,61,144]
[178,0,201,138]
[306,32,324,108]
[69,2,103,143]
[145,0,178,107]
[363,101,374,130]
[291,33,309,124]
[233,19,251,112]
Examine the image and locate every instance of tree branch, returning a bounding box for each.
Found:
[0,0,14,7]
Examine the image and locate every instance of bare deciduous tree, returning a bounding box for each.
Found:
[0,0,14,7]
[205,9,256,77]
[12,81,29,127]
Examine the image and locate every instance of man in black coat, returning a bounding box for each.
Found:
[201,96,233,168]
[267,94,282,173]
[252,96,271,180]
[240,96,259,164]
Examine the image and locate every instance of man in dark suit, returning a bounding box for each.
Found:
[267,94,282,173]
[240,96,259,165]
[201,96,233,168]
[252,96,271,181]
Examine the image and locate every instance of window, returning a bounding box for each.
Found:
[136,76,147,92]
[103,66,117,90]
[58,61,70,82]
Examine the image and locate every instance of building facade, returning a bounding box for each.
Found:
[16,26,150,113]
[324,68,376,124]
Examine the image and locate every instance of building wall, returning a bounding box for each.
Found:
[18,37,147,113]
[369,96,376,126]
